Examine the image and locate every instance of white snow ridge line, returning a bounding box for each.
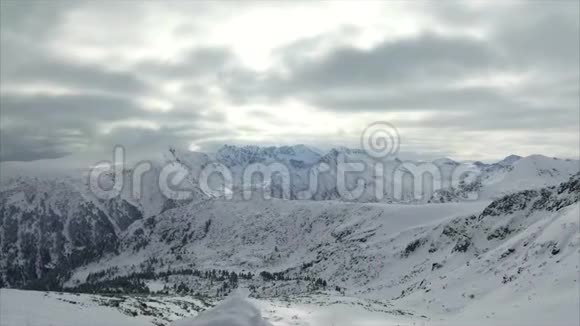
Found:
[170,289,272,326]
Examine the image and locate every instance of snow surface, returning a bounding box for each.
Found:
[0,289,147,326]
[0,288,214,326]
[170,290,271,326]
[3,286,577,326]
[67,199,489,286]
[478,155,579,198]
[1,148,579,326]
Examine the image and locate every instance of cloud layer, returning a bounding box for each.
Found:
[1,1,578,163]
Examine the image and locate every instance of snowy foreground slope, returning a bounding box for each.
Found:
[0,288,428,326]
[170,290,271,326]
[0,288,214,326]
[2,283,578,326]
[0,289,426,326]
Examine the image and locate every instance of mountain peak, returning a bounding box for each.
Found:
[495,154,522,166]
[433,157,458,165]
[215,144,321,167]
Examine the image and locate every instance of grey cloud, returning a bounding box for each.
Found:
[139,47,235,79]
[95,127,190,157]
[425,1,579,71]
[307,86,519,112]
[0,126,74,162]
[0,93,209,161]
[409,106,577,132]
[2,57,148,96]
[224,33,505,104]
[0,94,144,125]
[0,1,577,162]
[224,1,578,117]
[284,34,499,89]
[0,94,133,161]
[0,1,75,40]
[310,83,577,132]
[96,123,243,161]
[224,8,577,136]
[0,2,230,162]
[0,34,150,96]
[1,2,155,100]
[496,8,580,70]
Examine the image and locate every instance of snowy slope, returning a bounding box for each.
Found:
[1,147,578,325]
[170,290,271,326]
[0,177,142,288]
[62,173,579,325]
[66,199,488,286]
[431,154,579,202]
[171,290,427,326]
[479,155,579,197]
[0,288,214,326]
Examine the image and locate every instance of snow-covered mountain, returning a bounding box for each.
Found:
[1,146,578,325]
[171,146,579,203]
[0,177,144,289]
[59,173,578,325]
[65,172,578,276]
[1,147,578,290]
[0,171,570,325]
[214,144,322,168]
[430,154,579,203]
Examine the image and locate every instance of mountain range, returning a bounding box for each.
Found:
[0,145,578,325]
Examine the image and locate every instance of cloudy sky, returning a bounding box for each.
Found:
[1,1,578,166]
